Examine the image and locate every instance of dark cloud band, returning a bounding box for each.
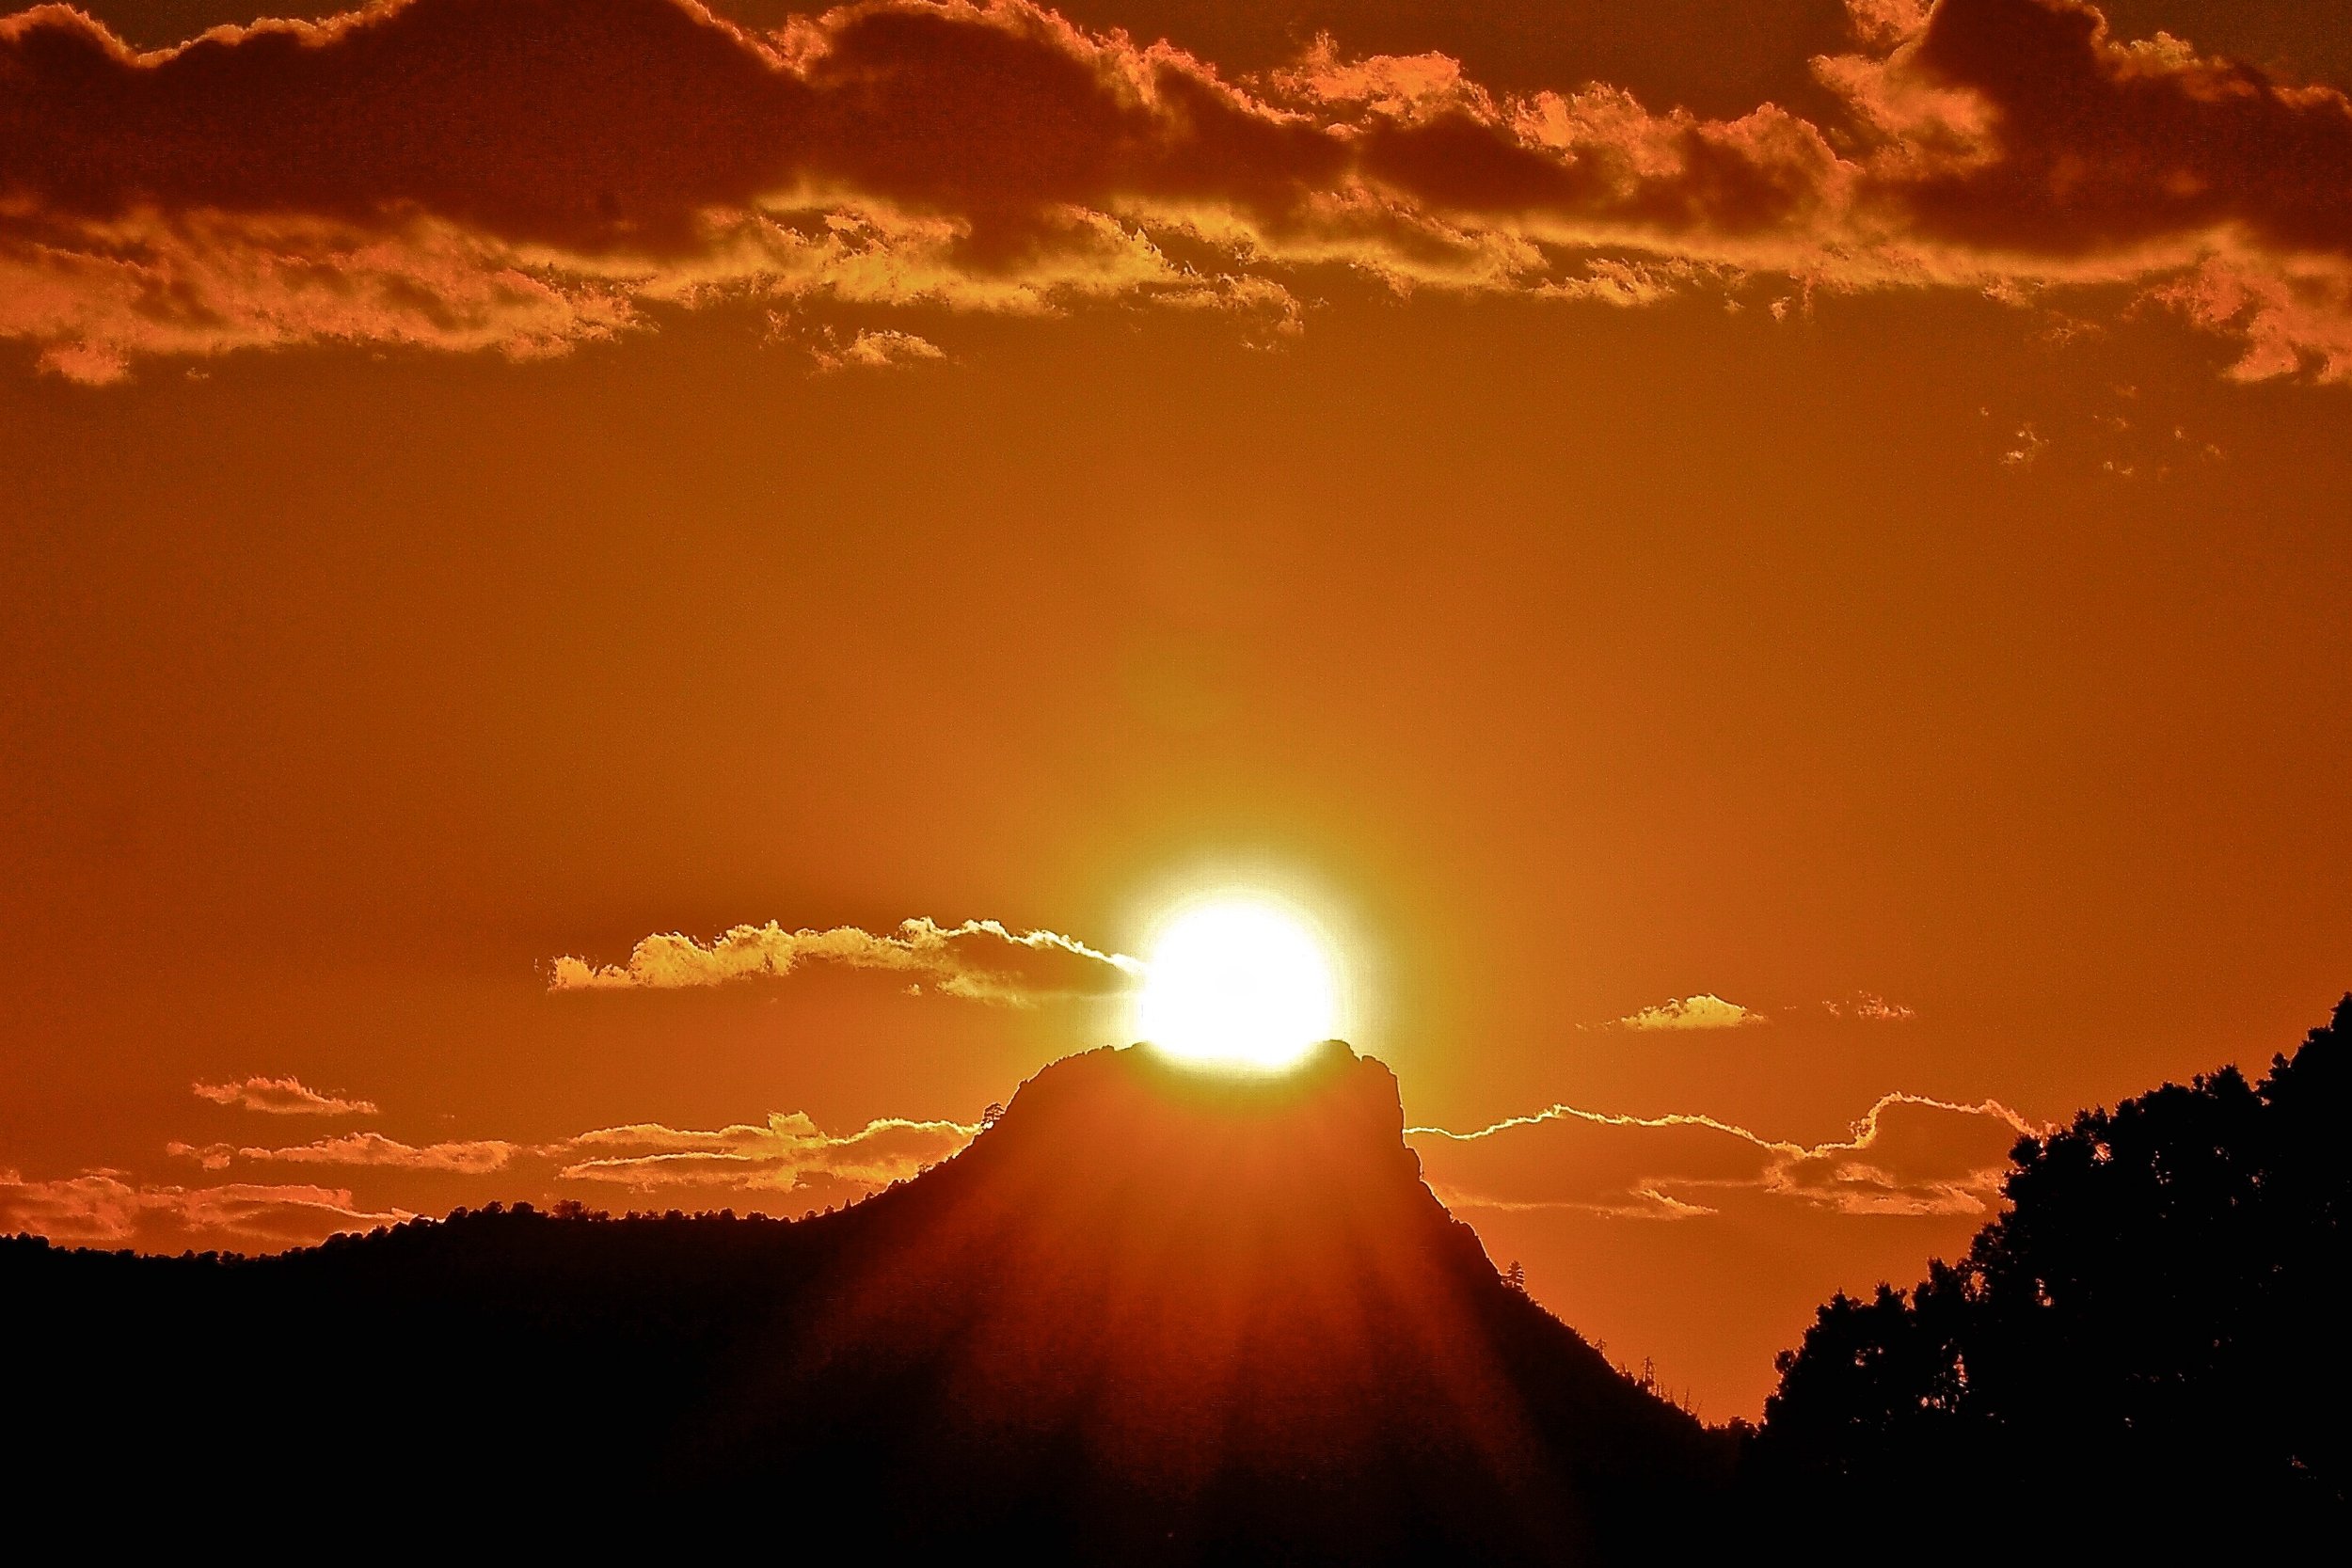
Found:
[3,0,2348,379]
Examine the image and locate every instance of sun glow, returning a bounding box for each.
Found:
[1136,895,1341,1071]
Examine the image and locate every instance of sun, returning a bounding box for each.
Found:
[1136,895,1341,1071]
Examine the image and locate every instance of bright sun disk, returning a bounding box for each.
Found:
[1137,895,1340,1071]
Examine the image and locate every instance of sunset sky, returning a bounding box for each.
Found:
[4,0,2349,1418]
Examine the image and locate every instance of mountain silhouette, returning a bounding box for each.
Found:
[3,1041,1725,1556]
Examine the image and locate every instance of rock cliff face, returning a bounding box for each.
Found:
[3,1042,1727,1559]
[721,1039,1724,1559]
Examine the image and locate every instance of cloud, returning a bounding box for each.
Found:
[1846,0,1934,51]
[807,325,947,371]
[555,1112,972,1194]
[1768,1092,2035,1214]
[191,1075,380,1117]
[1,0,2349,380]
[549,915,1142,1004]
[1822,992,1917,1022]
[0,1167,409,1249]
[170,1132,518,1174]
[1411,1090,2034,1219]
[1605,994,1769,1031]
[56,1099,972,1253]
[1413,1107,1781,1219]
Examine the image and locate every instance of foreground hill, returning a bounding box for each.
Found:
[3,1041,1725,1557]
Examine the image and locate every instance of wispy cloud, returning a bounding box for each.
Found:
[192,1075,380,1117]
[64,1103,973,1248]
[807,325,947,372]
[1768,1093,2035,1215]
[554,1113,973,1195]
[1411,1090,2035,1220]
[6,0,2352,381]
[1822,992,1918,1022]
[168,1133,517,1174]
[1604,994,1769,1032]
[0,1168,410,1250]
[158,1109,977,1208]
[549,916,1142,1006]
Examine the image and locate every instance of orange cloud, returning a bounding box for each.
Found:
[1605,994,1769,1031]
[0,1167,409,1249]
[1821,992,1917,1022]
[170,1132,517,1174]
[806,325,947,371]
[549,915,1142,1004]
[3,1,2349,381]
[191,1075,380,1117]
[555,1112,972,1194]
[1846,0,1934,51]
[1767,1092,2034,1214]
[1411,1090,2034,1219]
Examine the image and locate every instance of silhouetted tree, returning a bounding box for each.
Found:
[1757,993,2351,1542]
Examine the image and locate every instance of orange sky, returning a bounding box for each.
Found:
[4,0,2350,1418]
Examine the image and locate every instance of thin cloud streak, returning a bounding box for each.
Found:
[554,1112,973,1192]
[549,916,1143,1005]
[0,1167,411,1249]
[1605,994,1770,1031]
[191,1075,381,1117]
[167,1132,518,1174]
[1823,992,1918,1021]
[807,325,947,371]
[1410,1090,2038,1219]
[3,0,2351,379]
[147,1110,971,1212]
